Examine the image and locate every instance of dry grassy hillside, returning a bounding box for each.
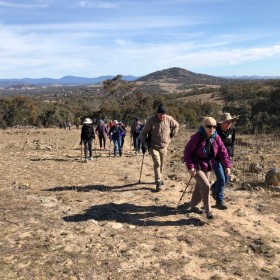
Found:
[0,127,279,280]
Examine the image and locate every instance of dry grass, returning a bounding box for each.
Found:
[0,127,279,279]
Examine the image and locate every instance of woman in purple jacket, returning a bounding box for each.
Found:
[183,117,231,219]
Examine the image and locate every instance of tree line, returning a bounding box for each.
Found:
[0,77,279,134]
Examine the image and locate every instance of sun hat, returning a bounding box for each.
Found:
[217,113,239,124]
[114,120,118,124]
[83,118,92,124]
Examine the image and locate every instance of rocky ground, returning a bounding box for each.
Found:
[0,127,279,280]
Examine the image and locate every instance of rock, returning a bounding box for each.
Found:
[265,168,280,186]
[108,222,123,229]
[249,163,263,173]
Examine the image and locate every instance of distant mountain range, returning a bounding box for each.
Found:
[0,75,138,88]
[0,68,279,88]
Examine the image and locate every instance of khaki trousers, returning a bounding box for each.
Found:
[190,170,211,214]
[150,147,167,184]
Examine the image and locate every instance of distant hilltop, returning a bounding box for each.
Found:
[0,68,279,89]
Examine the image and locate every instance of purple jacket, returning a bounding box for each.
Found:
[184,129,231,172]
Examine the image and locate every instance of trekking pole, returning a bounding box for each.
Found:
[80,142,83,160]
[138,153,145,183]
[175,176,193,211]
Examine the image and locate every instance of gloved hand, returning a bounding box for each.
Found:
[141,145,147,154]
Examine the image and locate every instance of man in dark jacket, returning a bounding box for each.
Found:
[80,118,95,161]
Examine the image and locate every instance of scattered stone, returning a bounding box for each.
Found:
[249,163,263,173]
[265,168,280,186]
[108,222,123,229]
[234,208,247,217]
[91,219,99,225]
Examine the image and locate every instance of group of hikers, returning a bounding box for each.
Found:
[80,103,238,220]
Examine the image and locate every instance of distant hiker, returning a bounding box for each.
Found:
[131,117,142,153]
[80,118,95,161]
[109,120,114,128]
[118,121,126,148]
[183,117,231,219]
[67,122,71,130]
[138,119,146,146]
[108,120,125,157]
[76,122,80,129]
[211,113,239,210]
[96,119,108,149]
[141,104,179,192]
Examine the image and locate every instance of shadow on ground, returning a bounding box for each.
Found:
[62,202,205,227]
[44,182,156,193]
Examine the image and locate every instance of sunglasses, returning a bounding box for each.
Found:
[205,125,217,129]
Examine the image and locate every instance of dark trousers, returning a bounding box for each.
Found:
[133,132,140,152]
[98,135,106,148]
[83,139,93,158]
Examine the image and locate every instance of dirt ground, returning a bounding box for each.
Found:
[0,127,279,280]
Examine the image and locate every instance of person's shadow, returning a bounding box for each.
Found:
[44,182,156,193]
[62,202,205,227]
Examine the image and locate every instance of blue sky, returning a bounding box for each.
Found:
[0,0,279,78]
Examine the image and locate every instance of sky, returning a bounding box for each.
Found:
[0,0,279,79]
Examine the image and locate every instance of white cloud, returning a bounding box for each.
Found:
[0,0,52,9]
[78,1,118,9]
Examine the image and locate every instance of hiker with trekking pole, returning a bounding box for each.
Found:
[210,112,239,210]
[182,117,231,219]
[80,118,95,162]
[140,104,179,192]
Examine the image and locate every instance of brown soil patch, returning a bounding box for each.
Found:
[0,128,279,279]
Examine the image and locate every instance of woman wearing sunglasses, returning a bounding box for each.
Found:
[183,117,231,219]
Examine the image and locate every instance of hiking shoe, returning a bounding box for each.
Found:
[206,212,214,219]
[89,157,93,160]
[190,207,203,214]
[155,183,161,192]
[216,201,228,210]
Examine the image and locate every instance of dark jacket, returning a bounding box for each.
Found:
[184,126,231,172]
[216,124,235,158]
[109,125,124,140]
[81,124,95,141]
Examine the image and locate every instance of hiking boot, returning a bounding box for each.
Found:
[189,207,203,214]
[206,212,214,219]
[155,183,161,192]
[216,201,228,210]
[89,157,93,160]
